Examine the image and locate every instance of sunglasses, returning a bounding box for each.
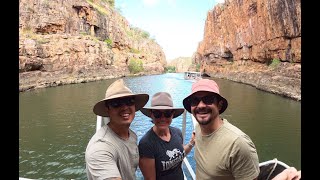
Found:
[106,97,135,108]
[189,95,217,106]
[151,110,174,119]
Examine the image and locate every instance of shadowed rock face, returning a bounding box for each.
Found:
[194,0,301,101]
[19,0,166,92]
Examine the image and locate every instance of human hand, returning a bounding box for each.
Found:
[272,167,301,180]
[187,131,196,147]
[190,131,195,145]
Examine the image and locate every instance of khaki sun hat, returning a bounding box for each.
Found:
[93,79,149,117]
[140,92,185,119]
[183,79,228,114]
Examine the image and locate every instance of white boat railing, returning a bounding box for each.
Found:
[96,115,110,131]
[259,158,290,169]
[182,110,196,179]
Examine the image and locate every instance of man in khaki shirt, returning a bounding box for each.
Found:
[85,79,149,180]
[183,79,301,180]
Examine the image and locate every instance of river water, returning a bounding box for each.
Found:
[19,73,301,180]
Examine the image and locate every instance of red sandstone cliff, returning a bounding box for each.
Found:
[19,0,166,91]
[194,0,301,100]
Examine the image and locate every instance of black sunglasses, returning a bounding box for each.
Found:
[189,95,217,106]
[151,110,174,119]
[106,97,135,108]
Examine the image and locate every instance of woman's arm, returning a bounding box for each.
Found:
[183,131,195,155]
[139,156,156,180]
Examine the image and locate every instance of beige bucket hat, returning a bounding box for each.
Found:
[140,92,185,119]
[93,79,149,117]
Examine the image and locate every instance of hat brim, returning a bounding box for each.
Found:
[93,94,149,117]
[140,106,185,119]
[183,91,228,114]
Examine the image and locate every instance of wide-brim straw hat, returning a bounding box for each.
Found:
[93,79,149,117]
[183,79,228,114]
[140,92,185,119]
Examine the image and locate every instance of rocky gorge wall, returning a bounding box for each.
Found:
[193,0,301,101]
[19,0,166,92]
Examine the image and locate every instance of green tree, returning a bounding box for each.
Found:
[128,58,144,74]
[164,66,176,73]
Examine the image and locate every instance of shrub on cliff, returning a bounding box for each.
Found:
[164,66,176,73]
[196,63,200,72]
[104,38,113,48]
[269,58,281,68]
[103,0,115,7]
[128,58,144,74]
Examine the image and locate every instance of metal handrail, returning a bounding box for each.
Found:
[181,110,197,180]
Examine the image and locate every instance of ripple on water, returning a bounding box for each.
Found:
[26,171,38,175]
[59,166,85,175]
[46,161,60,166]
[63,154,78,160]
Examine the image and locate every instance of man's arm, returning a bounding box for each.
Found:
[86,142,122,180]
[230,137,260,180]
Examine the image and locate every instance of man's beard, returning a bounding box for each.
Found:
[194,107,218,125]
[198,118,212,125]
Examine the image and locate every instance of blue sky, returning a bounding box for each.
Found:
[115,0,225,61]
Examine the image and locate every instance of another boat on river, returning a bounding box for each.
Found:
[184,71,202,80]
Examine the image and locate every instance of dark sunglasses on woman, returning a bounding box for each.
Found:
[151,110,174,119]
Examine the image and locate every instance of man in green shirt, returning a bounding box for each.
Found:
[183,79,301,180]
[183,79,260,180]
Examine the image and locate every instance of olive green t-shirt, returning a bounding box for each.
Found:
[194,119,260,180]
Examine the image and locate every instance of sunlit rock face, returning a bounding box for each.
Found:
[194,0,301,101]
[19,0,166,91]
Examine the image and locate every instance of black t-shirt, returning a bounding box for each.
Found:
[138,126,185,180]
